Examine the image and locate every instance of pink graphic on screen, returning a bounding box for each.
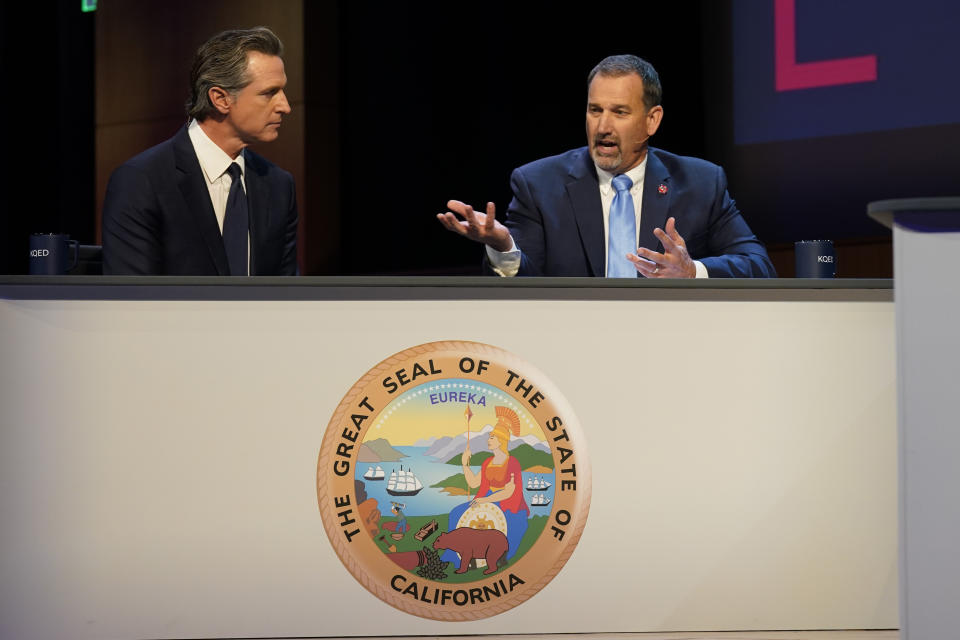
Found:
[774,0,877,91]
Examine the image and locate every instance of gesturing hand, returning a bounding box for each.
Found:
[627,216,697,278]
[437,200,514,253]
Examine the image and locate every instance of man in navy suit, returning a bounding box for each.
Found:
[102,27,298,276]
[437,55,775,278]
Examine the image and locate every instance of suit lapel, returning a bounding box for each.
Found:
[173,127,230,275]
[639,149,672,253]
[566,149,605,277]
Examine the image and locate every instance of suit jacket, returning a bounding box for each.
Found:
[500,146,775,278]
[102,125,298,275]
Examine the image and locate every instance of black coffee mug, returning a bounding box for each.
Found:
[29,233,80,275]
[794,240,836,278]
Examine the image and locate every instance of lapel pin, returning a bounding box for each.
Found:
[658,183,668,195]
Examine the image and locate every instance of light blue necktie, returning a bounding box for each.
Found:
[607,174,636,277]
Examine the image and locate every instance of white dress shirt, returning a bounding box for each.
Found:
[187,119,250,272]
[486,155,707,278]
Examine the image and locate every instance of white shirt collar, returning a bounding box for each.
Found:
[595,154,647,193]
[187,119,245,184]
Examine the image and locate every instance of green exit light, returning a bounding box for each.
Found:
[81,0,97,12]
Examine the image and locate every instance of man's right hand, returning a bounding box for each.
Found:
[437,200,514,253]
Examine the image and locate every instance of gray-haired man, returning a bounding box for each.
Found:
[103,26,298,275]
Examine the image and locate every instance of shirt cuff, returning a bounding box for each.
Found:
[694,260,709,279]
[485,238,521,278]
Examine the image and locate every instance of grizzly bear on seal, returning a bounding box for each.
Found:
[433,527,509,575]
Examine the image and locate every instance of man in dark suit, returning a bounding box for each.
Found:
[102,27,298,276]
[437,55,775,278]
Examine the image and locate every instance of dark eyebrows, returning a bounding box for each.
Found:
[586,102,632,112]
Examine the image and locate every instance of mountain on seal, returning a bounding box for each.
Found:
[357,438,407,463]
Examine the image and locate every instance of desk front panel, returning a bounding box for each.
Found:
[0,293,897,639]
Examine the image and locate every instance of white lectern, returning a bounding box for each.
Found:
[869,197,960,640]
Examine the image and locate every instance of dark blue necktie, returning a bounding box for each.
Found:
[607,174,636,277]
[222,163,248,276]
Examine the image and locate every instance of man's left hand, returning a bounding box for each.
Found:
[627,217,696,278]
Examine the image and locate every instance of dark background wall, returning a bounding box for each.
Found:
[2,2,95,275]
[8,0,947,277]
[334,1,717,275]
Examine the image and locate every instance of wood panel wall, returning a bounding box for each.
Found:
[94,1,339,274]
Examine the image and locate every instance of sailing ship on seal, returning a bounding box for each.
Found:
[526,475,552,491]
[529,493,551,507]
[386,465,424,496]
[363,465,385,481]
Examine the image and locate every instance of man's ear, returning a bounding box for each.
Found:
[646,105,664,137]
[208,86,233,115]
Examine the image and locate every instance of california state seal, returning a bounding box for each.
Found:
[317,341,591,621]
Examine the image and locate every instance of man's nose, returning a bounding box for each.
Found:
[597,111,613,134]
[276,90,292,114]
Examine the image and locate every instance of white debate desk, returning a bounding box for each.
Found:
[0,277,896,640]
